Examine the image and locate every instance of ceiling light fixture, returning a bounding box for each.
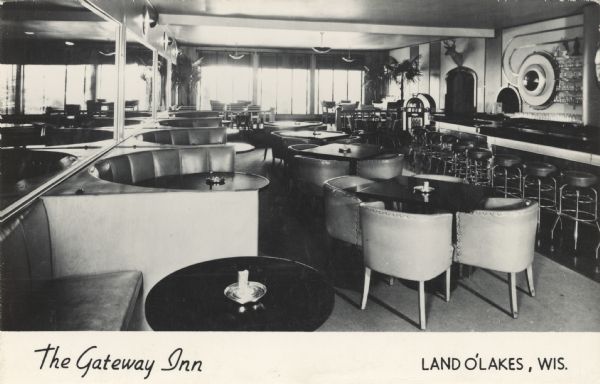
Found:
[142,5,158,36]
[65,41,74,46]
[342,49,355,63]
[228,45,245,60]
[24,31,35,35]
[162,32,173,51]
[312,32,331,54]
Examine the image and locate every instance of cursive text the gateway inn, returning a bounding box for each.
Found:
[34,344,202,379]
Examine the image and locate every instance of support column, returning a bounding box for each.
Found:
[166,60,172,110]
[15,64,23,114]
[115,20,126,140]
[309,53,316,114]
[152,49,159,120]
[252,52,259,104]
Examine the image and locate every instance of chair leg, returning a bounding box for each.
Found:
[361,267,371,310]
[509,272,518,319]
[418,281,426,330]
[445,267,451,302]
[526,264,535,297]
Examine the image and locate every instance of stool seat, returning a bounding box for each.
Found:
[494,154,521,168]
[453,144,470,152]
[437,150,454,159]
[468,149,492,160]
[562,171,598,188]
[442,135,459,144]
[458,140,476,148]
[523,162,557,178]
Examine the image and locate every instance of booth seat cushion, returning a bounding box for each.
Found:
[33,271,142,331]
[138,127,227,145]
[95,146,235,184]
[0,200,143,330]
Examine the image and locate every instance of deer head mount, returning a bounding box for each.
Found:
[443,39,464,67]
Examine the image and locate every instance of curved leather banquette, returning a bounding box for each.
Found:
[136,127,227,145]
[93,146,235,185]
[158,117,222,128]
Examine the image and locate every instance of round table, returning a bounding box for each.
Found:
[263,120,324,131]
[229,142,255,153]
[145,256,335,331]
[135,171,269,191]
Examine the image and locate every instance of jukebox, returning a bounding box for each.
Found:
[403,93,436,132]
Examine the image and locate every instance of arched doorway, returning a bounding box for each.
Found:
[444,67,477,116]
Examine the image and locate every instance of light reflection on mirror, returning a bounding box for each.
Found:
[0,0,118,212]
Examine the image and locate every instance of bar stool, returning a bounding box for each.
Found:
[550,171,600,262]
[467,148,492,185]
[451,140,475,178]
[522,161,557,234]
[419,131,442,172]
[437,135,459,175]
[491,154,522,197]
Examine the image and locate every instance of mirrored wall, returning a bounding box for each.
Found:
[0,0,118,213]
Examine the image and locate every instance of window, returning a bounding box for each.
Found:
[124,63,153,111]
[22,65,66,114]
[65,65,92,108]
[97,64,117,102]
[258,53,309,114]
[197,51,364,115]
[316,68,364,105]
[199,64,252,110]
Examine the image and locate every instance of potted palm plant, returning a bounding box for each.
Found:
[385,55,422,102]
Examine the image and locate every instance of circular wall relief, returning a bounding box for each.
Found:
[517,52,557,108]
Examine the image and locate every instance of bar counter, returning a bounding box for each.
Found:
[434,115,600,167]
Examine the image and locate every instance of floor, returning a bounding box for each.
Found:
[233,137,600,331]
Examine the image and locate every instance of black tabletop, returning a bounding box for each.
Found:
[263,120,323,130]
[229,142,255,153]
[278,130,348,142]
[145,256,335,331]
[135,172,269,191]
[355,176,492,213]
[300,143,385,161]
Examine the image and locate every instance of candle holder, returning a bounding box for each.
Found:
[224,270,267,305]
[205,175,225,189]
[413,180,435,194]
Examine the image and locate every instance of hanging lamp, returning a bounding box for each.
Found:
[229,45,245,60]
[342,49,355,63]
[312,32,331,54]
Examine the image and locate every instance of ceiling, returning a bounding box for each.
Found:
[0,1,116,42]
[151,0,588,49]
[0,0,589,50]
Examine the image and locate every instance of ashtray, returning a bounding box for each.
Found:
[224,281,267,305]
[338,147,352,154]
[413,185,435,194]
[205,176,225,186]
[312,131,322,136]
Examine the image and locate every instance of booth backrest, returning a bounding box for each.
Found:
[94,146,235,184]
[136,128,227,145]
[158,117,222,128]
[0,200,53,329]
[170,111,220,118]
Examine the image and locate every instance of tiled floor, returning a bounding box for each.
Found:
[234,140,600,331]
